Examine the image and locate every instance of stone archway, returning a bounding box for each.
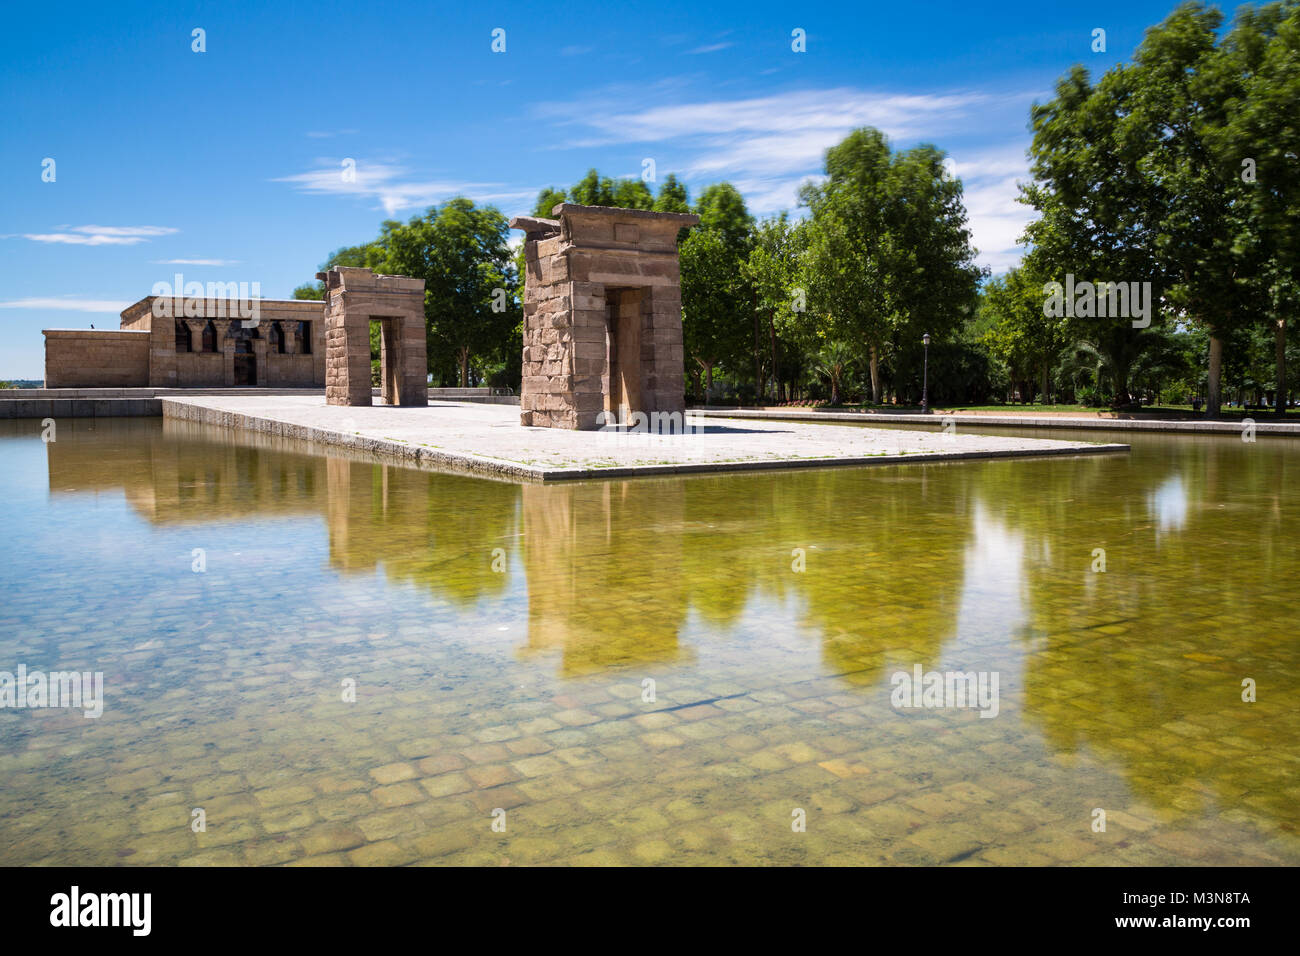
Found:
[321,267,427,406]
[510,204,698,429]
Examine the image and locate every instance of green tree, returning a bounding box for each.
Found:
[1022,1,1300,414]
[800,129,905,403]
[981,267,1069,403]
[654,174,691,213]
[743,214,805,403]
[813,341,854,406]
[1219,0,1300,413]
[292,241,385,300]
[680,228,748,401]
[881,143,984,401]
[531,187,567,217]
[381,198,520,387]
[694,183,755,253]
[612,178,655,210]
[569,169,616,206]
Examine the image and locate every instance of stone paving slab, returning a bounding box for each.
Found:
[162,394,1129,482]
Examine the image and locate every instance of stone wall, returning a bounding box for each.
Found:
[513,204,697,430]
[43,298,327,389]
[43,330,150,387]
[142,298,326,388]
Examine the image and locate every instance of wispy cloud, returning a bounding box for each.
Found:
[22,225,178,246]
[152,258,240,266]
[687,42,733,54]
[559,45,592,56]
[0,297,131,312]
[945,148,1033,274]
[274,161,536,216]
[535,85,1035,271]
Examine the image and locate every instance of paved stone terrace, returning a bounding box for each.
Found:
[162,394,1128,481]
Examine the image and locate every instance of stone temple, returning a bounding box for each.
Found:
[39,206,699,430]
[511,203,698,430]
[43,297,325,389]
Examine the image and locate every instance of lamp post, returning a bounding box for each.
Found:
[921,332,931,414]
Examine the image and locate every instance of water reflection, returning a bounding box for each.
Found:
[7,415,1298,862]
[1147,475,1189,534]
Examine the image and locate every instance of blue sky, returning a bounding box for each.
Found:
[1,0,1197,377]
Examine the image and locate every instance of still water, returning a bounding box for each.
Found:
[0,416,1295,865]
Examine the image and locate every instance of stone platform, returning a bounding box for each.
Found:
[161,394,1129,482]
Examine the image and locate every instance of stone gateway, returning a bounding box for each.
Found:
[510,203,698,430]
[321,267,428,407]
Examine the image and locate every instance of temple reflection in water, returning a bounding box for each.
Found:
[38,415,1300,833]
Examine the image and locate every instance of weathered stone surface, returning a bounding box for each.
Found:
[322,267,427,408]
[44,297,327,390]
[509,204,699,430]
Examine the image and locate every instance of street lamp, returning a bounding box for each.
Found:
[921,332,931,414]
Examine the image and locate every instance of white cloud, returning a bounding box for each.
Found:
[23,225,178,246]
[943,148,1034,274]
[687,42,733,54]
[0,297,131,312]
[541,88,989,148]
[536,86,1035,272]
[274,162,536,216]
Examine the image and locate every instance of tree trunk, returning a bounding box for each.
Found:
[1275,318,1287,417]
[1040,363,1049,406]
[869,345,881,404]
[694,357,714,405]
[458,347,470,388]
[769,313,781,404]
[1207,334,1223,416]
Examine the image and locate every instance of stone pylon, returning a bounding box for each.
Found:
[321,267,427,407]
[510,204,698,429]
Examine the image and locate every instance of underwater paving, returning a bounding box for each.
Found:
[0,417,1294,866]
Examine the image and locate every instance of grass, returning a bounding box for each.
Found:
[763,401,1300,418]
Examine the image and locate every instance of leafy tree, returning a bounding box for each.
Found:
[292,241,385,300]
[744,214,805,402]
[981,267,1069,403]
[694,183,755,253]
[569,169,616,206]
[612,178,655,210]
[531,187,567,217]
[654,174,691,213]
[881,143,985,400]
[381,198,520,387]
[1219,0,1300,413]
[801,128,980,404]
[680,228,748,401]
[1022,1,1300,413]
[1020,55,1165,408]
[813,341,854,406]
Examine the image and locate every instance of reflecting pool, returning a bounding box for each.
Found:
[0,416,1296,865]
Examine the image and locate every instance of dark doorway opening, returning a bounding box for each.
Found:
[234,341,257,386]
[370,317,402,405]
[604,287,645,418]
